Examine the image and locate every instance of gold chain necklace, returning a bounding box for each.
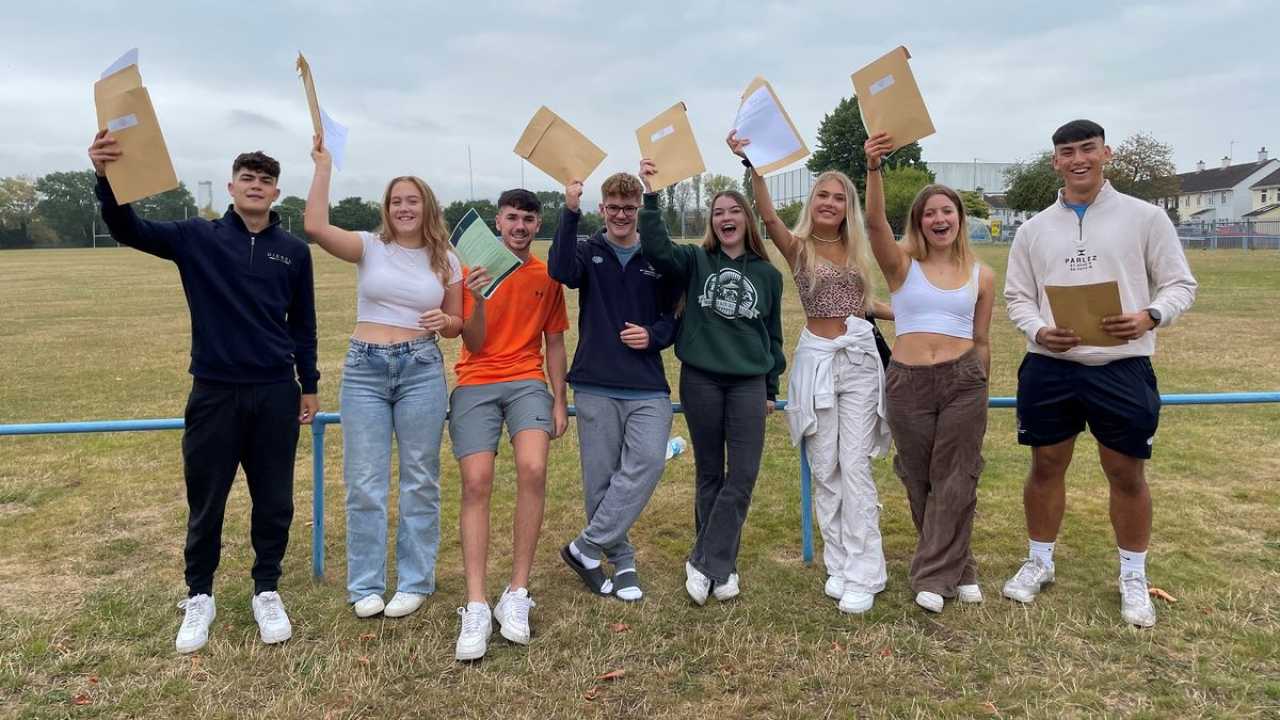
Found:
[811,233,841,244]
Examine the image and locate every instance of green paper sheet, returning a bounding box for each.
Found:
[448,209,524,299]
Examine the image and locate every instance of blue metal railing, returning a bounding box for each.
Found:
[2,391,1277,577]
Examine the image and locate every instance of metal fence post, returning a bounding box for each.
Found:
[311,419,327,580]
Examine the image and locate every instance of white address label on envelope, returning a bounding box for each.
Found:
[869,74,896,95]
[650,125,675,143]
[107,114,139,132]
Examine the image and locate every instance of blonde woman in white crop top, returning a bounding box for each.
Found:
[864,132,995,616]
[305,135,490,620]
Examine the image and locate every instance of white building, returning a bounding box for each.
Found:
[1161,148,1279,223]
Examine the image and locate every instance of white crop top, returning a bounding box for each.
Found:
[356,232,462,330]
[891,260,979,339]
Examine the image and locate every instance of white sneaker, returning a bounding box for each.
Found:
[685,562,711,606]
[712,573,740,601]
[175,594,216,654]
[824,575,845,600]
[494,587,535,645]
[1002,558,1055,604]
[384,592,425,618]
[838,589,874,615]
[1119,572,1156,628]
[957,584,984,604]
[252,591,292,644]
[353,594,385,618]
[454,603,492,661]
[915,591,944,613]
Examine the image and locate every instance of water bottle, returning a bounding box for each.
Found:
[665,436,687,461]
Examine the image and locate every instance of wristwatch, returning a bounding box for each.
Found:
[1145,307,1162,327]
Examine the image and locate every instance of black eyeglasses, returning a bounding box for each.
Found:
[604,204,639,217]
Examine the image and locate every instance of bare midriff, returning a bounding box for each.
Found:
[352,321,433,345]
[804,316,853,339]
[891,332,973,365]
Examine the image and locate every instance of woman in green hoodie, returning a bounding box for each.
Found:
[638,160,786,605]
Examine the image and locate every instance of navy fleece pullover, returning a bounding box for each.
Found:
[95,176,320,393]
[548,207,679,394]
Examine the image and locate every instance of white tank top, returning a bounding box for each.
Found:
[356,232,462,330]
[891,259,979,339]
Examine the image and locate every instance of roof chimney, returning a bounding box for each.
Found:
[1196,160,1205,172]
[1261,146,1269,162]
[1221,156,1231,169]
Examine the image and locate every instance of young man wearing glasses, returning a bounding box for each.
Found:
[549,173,680,602]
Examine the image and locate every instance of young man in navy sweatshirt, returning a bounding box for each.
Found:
[549,172,679,602]
[88,130,319,653]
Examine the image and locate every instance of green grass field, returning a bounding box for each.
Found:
[1,244,1277,719]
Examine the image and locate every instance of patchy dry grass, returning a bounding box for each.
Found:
[1,245,1278,719]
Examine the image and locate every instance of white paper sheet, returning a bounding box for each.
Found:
[320,106,349,172]
[733,85,803,170]
[101,48,138,79]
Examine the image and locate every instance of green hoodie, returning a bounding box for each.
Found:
[638,193,786,399]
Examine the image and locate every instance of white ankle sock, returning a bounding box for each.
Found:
[570,541,601,570]
[1029,539,1056,568]
[613,568,642,600]
[1118,547,1147,578]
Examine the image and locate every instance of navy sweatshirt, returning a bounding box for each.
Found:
[95,177,320,393]
[548,207,679,394]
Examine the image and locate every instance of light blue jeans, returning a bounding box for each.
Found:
[340,337,447,602]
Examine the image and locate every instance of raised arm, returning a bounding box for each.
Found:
[637,159,694,280]
[303,135,364,263]
[863,132,910,291]
[547,180,588,288]
[89,130,185,260]
[728,130,800,266]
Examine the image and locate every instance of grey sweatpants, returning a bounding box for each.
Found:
[572,392,673,573]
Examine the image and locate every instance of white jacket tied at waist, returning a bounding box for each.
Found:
[785,315,892,458]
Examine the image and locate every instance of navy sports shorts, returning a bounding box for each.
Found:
[1015,352,1160,459]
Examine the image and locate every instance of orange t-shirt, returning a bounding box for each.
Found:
[455,256,569,387]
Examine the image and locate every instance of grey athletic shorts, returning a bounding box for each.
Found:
[448,380,554,459]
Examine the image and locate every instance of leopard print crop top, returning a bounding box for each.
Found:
[794,260,866,319]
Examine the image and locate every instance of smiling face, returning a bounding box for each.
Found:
[386,180,425,240]
[808,177,847,233]
[918,193,961,251]
[711,194,747,254]
[599,194,640,241]
[1053,136,1112,202]
[495,204,541,257]
[227,169,280,216]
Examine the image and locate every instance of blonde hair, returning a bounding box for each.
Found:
[600,173,644,200]
[376,176,454,286]
[901,184,975,268]
[702,190,769,260]
[790,170,872,290]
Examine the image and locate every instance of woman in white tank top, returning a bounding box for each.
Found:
[304,135,489,621]
[863,132,996,616]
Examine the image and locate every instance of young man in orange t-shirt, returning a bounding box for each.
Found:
[449,189,569,661]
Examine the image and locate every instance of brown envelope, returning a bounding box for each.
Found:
[635,102,705,192]
[296,52,322,136]
[851,46,936,151]
[93,62,178,205]
[1045,281,1126,347]
[513,106,607,186]
[737,76,809,175]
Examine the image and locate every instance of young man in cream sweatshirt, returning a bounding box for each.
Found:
[1002,119,1197,628]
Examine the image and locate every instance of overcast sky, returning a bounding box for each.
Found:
[1,1,1274,209]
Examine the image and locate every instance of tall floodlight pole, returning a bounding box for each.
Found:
[468,145,474,200]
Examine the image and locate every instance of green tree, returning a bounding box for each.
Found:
[34,170,100,246]
[330,196,382,232]
[882,166,933,234]
[807,97,927,194]
[443,199,498,231]
[703,174,741,204]
[0,176,38,230]
[1004,152,1061,213]
[272,196,307,235]
[578,211,604,237]
[776,201,804,228]
[1106,132,1180,202]
[133,182,198,222]
[958,190,990,219]
[535,190,565,238]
